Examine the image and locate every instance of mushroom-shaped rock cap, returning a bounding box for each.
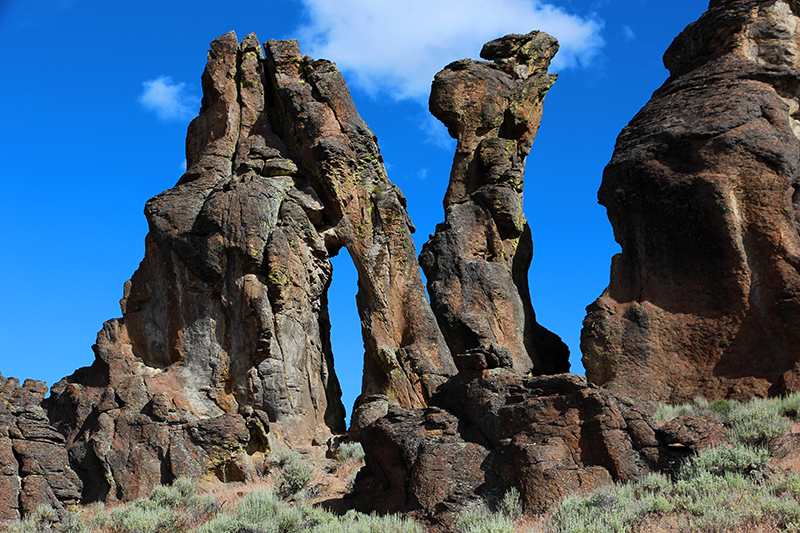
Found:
[480,31,559,78]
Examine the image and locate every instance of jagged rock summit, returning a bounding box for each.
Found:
[583,0,800,405]
[0,374,81,521]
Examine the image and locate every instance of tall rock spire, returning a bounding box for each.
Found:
[420,31,570,374]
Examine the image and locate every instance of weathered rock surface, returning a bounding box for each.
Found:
[420,32,569,375]
[45,31,454,503]
[583,0,800,406]
[0,374,81,520]
[353,369,683,529]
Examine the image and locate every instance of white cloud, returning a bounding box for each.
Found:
[138,76,199,121]
[622,25,635,41]
[296,0,604,101]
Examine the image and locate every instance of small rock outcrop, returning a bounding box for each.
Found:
[353,370,683,529]
[0,374,81,520]
[45,31,455,503]
[420,31,569,375]
[582,0,800,405]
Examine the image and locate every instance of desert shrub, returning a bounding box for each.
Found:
[109,504,176,533]
[499,487,522,518]
[729,399,790,447]
[335,441,365,462]
[146,477,196,509]
[550,484,643,533]
[777,392,800,419]
[59,510,89,533]
[709,398,733,414]
[653,401,697,423]
[679,444,770,480]
[276,456,314,498]
[542,436,800,533]
[653,396,719,422]
[0,508,59,533]
[454,510,515,533]
[198,489,336,533]
[312,510,423,533]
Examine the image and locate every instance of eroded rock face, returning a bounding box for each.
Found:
[0,374,81,520]
[420,32,569,374]
[45,31,454,502]
[353,370,678,529]
[582,0,800,406]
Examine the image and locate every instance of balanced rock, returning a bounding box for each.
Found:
[582,0,800,405]
[46,31,454,502]
[420,31,569,374]
[0,374,81,520]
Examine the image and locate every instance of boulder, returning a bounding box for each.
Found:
[353,370,676,528]
[583,0,800,406]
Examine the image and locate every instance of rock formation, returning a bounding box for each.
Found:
[0,374,81,520]
[44,31,455,503]
[583,0,800,405]
[420,32,570,375]
[352,33,674,528]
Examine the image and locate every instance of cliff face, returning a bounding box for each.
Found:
[582,0,800,405]
[44,31,456,501]
[420,32,570,374]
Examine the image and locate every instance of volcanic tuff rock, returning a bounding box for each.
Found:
[45,30,456,502]
[0,374,81,520]
[583,0,800,405]
[420,32,570,374]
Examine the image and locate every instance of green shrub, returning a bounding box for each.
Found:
[335,441,365,462]
[680,444,770,480]
[499,487,522,518]
[550,484,643,533]
[709,398,733,414]
[273,450,314,497]
[777,392,800,419]
[312,510,423,533]
[653,396,720,422]
[729,399,790,447]
[454,510,515,533]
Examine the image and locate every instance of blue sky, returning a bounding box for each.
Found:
[0,0,708,419]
